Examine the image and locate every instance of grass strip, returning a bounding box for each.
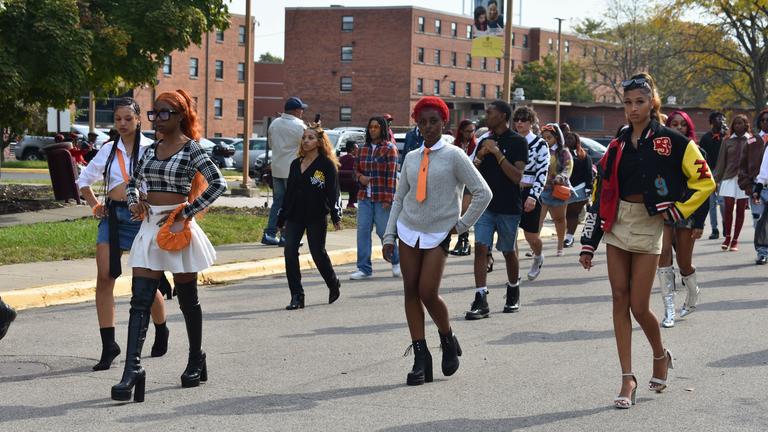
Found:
[2,160,48,169]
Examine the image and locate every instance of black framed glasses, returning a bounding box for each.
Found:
[147,109,178,121]
[621,77,651,90]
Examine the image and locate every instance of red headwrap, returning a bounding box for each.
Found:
[412,96,450,122]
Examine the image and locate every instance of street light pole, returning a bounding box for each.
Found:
[235,0,256,196]
[554,17,565,124]
[502,0,514,103]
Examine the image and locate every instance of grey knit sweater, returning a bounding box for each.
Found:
[384,142,492,245]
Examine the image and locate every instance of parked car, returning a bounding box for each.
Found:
[208,137,239,147]
[393,132,455,154]
[141,130,156,141]
[326,129,365,155]
[332,126,366,133]
[579,137,607,165]
[71,124,110,148]
[198,138,235,170]
[232,137,269,171]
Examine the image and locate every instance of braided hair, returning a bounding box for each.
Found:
[103,97,142,195]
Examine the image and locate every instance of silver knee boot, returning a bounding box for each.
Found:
[680,271,700,317]
[657,266,676,328]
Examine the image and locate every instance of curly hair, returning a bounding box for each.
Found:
[412,96,449,122]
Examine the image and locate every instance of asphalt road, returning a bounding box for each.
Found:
[1,231,767,431]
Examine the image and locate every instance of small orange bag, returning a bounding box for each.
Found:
[156,204,192,251]
[552,184,572,201]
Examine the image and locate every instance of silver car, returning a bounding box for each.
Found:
[232,138,270,171]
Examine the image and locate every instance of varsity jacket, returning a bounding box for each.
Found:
[580,120,715,256]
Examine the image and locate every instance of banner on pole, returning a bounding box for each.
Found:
[471,0,505,57]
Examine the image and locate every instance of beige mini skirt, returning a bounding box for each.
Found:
[604,200,664,255]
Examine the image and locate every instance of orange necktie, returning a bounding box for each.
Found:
[416,147,431,202]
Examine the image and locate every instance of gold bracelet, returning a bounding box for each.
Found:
[497,156,505,165]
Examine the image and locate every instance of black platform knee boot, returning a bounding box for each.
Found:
[176,280,207,388]
[439,330,462,376]
[406,339,433,386]
[111,277,160,402]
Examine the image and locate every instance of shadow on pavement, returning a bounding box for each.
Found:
[375,406,608,432]
[487,328,627,346]
[698,299,768,312]
[529,294,613,306]
[284,322,408,338]
[707,349,768,368]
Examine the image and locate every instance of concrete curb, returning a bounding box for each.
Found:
[2,168,49,174]
[2,227,554,311]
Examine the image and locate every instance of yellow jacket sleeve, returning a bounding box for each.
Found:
[675,141,716,219]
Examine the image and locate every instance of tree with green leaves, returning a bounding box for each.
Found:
[257,52,283,64]
[512,55,594,103]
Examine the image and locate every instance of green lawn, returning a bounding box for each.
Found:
[2,160,48,169]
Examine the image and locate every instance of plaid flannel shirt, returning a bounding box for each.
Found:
[354,141,398,203]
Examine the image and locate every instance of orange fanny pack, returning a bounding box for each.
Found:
[552,184,572,201]
[156,204,192,251]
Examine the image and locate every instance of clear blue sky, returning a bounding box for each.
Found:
[231,0,609,59]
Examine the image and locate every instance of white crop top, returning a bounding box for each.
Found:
[77,134,153,193]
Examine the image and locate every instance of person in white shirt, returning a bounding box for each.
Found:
[264,97,308,246]
[77,98,169,371]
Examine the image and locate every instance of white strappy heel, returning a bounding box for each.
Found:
[614,373,637,409]
[649,349,674,392]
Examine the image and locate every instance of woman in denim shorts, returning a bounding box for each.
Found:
[537,123,573,256]
[77,98,169,372]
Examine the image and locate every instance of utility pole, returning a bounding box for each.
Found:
[554,17,565,124]
[234,0,256,196]
[502,0,514,103]
[88,91,96,133]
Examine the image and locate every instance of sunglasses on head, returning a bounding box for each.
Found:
[147,109,179,121]
[621,77,651,91]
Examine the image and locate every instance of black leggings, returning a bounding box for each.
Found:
[284,218,338,296]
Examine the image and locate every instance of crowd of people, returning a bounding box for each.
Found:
[1,70,767,410]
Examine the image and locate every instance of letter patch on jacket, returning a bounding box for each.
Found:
[310,170,326,188]
[653,137,672,156]
[694,159,712,179]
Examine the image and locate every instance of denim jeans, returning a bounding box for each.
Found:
[265,177,288,237]
[708,192,724,231]
[356,198,399,275]
[753,189,768,257]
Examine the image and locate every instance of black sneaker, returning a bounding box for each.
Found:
[465,291,490,320]
[756,256,768,265]
[503,283,520,313]
[708,230,719,240]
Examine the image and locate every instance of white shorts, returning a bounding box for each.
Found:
[128,204,217,273]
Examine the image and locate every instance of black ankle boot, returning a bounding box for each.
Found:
[406,339,433,386]
[176,280,208,388]
[111,277,159,402]
[328,279,340,304]
[150,322,169,357]
[0,297,16,341]
[93,327,121,371]
[503,282,520,313]
[449,232,471,256]
[286,293,305,310]
[439,330,462,376]
[465,291,490,320]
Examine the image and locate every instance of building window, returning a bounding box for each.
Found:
[162,55,172,75]
[451,51,457,67]
[511,59,516,70]
[341,46,353,61]
[237,63,245,82]
[495,58,501,72]
[341,76,352,91]
[466,54,472,68]
[418,16,425,32]
[496,85,502,99]
[215,60,223,79]
[214,133,222,138]
[480,84,487,98]
[465,82,472,97]
[433,80,440,95]
[342,15,354,31]
[238,26,246,44]
[481,57,487,70]
[340,106,352,122]
[215,29,224,42]
[583,45,588,57]
[548,38,553,51]
[214,98,223,117]
[565,40,570,53]
[434,19,441,34]
[416,78,423,94]
[450,81,456,96]
[466,24,472,39]
[237,99,245,118]
[434,49,441,65]
[451,22,457,37]
[523,34,529,48]
[189,57,198,78]
[417,47,424,63]
[512,32,516,46]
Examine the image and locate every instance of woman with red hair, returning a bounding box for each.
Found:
[383,96,491,386]
[656,110,709,328]
[112,89,227,403]
[449,119,477,256]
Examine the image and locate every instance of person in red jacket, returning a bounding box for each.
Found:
[579,73,715,409]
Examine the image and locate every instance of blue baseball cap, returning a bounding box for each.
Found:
[284,96,308,111]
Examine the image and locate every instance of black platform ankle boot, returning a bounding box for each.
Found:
[503,282,520,313]
[439,330,462,376]
[328,278,340,304]
[111,277,160,402]
[449,232,469,256]
[93,327,121,371]
[176,280,207,388]
[286,293,305,310]
[406,339,433,386]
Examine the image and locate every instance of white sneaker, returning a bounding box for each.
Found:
[527,255,544,281]
[392,263,401,278]
[349,270,372,280]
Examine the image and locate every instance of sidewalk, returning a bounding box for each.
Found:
[1,195,556,310]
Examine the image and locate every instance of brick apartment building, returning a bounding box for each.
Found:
[283,6,614,131]
[254,63,284,135]
[78,14,252,139]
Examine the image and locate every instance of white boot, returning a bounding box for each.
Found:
[657,266,676,328]
[680,271,700,318]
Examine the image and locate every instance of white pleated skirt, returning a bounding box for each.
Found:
[719,177,749,199]
[128,204,217,273]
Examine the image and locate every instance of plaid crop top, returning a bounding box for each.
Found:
[127,140,227,218]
